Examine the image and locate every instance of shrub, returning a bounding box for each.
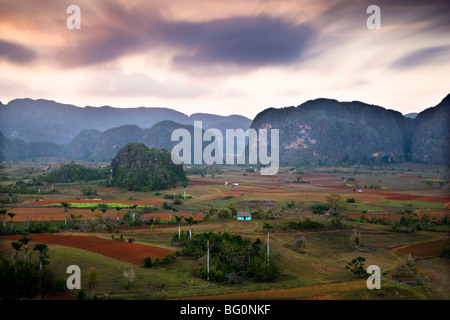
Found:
[345,256,366,278]
[284,218,324,230]
[87,266,99,289]
[292,235,307,253]
[440,243,450,259]
[123,269,136,288]
[311,204,330,214]
[286,201,295,209]
[81,186,98,196]
[330,217,346,229]
[141,257,152,268]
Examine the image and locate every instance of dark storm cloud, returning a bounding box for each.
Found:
[0,39,37,64]
[56,13,316,69]
[313,0,450,33]
[391,45,450,68]
[164,16,315,68]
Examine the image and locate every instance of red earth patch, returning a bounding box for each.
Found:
[0,234,172,265]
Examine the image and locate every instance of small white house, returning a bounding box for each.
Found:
[225,181,229,185]
[233,182,239,186]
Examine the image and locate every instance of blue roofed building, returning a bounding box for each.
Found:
[237,212,252,221]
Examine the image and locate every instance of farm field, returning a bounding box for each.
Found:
[0,161,449,300]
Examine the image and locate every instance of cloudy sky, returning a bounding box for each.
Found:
[0,0,449,118]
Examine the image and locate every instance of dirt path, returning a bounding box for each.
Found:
[0,234,172,265]
[184,280,367,300]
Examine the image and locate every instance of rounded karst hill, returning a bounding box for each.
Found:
[110,142,188,191]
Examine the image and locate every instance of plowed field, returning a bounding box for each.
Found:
[390,238,449,258]
[0,234,171,265]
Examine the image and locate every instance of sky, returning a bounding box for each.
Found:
[0,0,449,119]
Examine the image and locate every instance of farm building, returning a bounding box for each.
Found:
[390,262,415,281]
[237,212,252,221]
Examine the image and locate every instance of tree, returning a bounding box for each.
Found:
[351,229,361,250]
[19,236,32,261]
[286,201,295,209]
[115,206,122,222]
[228,202,237,215]
[7,212,16,227]
[89,206,98,221]
[326,194,347,216]
[184,216,197,238]
[33,243,49,288]
[11,241,23,261]
[0,209,7,228]
[263,223,274,266]
[345,256,366,278]
[87,266,99,290]
[174,215,184,240]
[61,202,71,226]
[129,204,138,223]
[123,269,135,289]
[98,204,108,217]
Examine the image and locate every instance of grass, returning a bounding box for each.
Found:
[46,202,157,210]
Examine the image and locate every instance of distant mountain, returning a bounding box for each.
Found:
[1,95,448,166]
[0,98,251,144]
[250,95,449,166]
[62,129,102,160]
[410,94,450,164]
[140,120,196,149]
[403,113,418,119]
[90,125,146,161]
[0,131,62,161]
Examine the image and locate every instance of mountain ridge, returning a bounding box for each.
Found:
[0,98,252,144]
[250,95,448,166]
[0,95,448,165]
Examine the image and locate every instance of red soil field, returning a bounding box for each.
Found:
[391,238,449,258]
[0,234,172,265]
[2,207,136,222]
[187,179,225,186]
[140,212,203,221]
[24,199,162,206]
[185,280,366,300]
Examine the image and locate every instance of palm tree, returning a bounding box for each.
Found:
[7,212,15,229]
[0,209,7,228]
[33,243,49,288]
[19,236,32,261]
[61,202,71,226]
[263,223,274,266]
[98,204,108,217]
[184,216,197,238]
[115,206,122,222]
[11,241,23,261]
[129,204,138,223]
[174,215,183,240]
[89,205,98,221]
